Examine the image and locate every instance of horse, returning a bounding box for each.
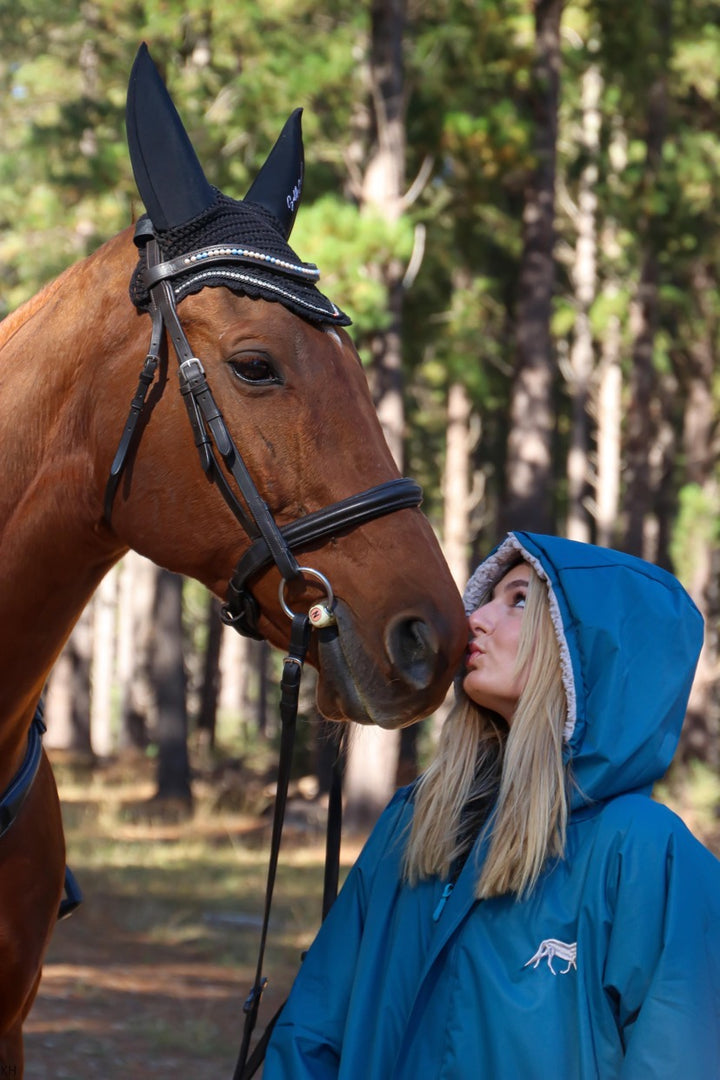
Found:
[0,45,466,1074]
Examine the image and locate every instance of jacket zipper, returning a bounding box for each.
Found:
[432,882,454,921]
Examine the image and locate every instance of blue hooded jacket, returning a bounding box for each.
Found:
[265,534,720,1079]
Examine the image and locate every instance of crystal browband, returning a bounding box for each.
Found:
[143,243,321,290]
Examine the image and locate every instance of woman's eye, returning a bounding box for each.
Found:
[513,593,527,609]
[228,357,281,385]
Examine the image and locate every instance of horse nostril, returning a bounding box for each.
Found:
[385,615,440,691]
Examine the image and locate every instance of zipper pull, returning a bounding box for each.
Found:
[432,883,454,922]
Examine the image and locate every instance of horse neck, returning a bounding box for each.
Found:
[0,230,139,764]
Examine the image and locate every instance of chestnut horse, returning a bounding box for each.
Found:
[0,46,466,1074]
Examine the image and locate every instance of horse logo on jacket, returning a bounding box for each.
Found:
[525,938,577,975]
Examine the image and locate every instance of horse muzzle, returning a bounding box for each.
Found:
[314,599,458,728]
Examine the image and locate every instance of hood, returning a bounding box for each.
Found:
[463,532,704,808]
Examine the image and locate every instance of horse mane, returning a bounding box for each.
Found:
[0,273,70,348]
[0,229,137,354]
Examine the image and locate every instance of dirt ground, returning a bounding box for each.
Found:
[24,889,260,1079]
[22,757,360,1080]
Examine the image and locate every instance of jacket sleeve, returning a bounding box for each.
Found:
[601,804,720,1078]
[263,789,412,1079]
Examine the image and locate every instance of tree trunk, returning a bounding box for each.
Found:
[90,566,117,758]
[595,297,622,548]
[502,0,564,534]
[343,724,401,832]
[622,14,670,558]
[364,0,407,469]
[680,540,720,767]
[252,640,270,738]
[218,629,272,741]
[344,0,407,828]
[219,622,246,724]
[152,570,192,807]
[594,114,627,550]
[650,375,677,571]
[426,377,474,763]
[677,261,720,765]
[117,552,157,751]
[443,380,472,590]
[623,279,659,559]
[566,60,601,543]
[196,594,223,750]
[43,604,94,757]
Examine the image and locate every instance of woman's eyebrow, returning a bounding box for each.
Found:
[492,576,530,600]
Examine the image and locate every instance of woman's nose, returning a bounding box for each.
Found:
[468,603,493,635]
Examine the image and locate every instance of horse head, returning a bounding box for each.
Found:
[103,45,466,728]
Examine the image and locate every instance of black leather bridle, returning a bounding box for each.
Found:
[103,221,426,1079]
[104,218,423,638]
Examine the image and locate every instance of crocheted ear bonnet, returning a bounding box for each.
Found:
[126,44,350,327]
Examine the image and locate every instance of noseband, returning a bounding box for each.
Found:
[104,219,422,638]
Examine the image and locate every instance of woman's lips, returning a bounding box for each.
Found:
[465,641,484,667]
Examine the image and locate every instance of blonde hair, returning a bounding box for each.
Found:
[403,565,568,900]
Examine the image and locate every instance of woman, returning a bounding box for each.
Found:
[265,532,720,1078]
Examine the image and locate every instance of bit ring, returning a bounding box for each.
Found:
[279,567,336,627]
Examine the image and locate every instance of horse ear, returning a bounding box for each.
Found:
[245,109,305,240]
[126,43,215,231]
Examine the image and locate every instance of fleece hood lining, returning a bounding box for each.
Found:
[462,534,577,742]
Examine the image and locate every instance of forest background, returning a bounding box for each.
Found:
[1,0,718,832]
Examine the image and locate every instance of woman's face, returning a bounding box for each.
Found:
[463,563,530,723]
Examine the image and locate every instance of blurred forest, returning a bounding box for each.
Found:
[1,0,718,827]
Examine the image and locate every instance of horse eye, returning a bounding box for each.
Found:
[228,357,281,385]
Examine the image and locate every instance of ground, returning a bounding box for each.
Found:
[26,894,250,1079]
[23,754,362,1080]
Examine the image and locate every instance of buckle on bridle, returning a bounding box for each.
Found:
[178,356,206,384]
[243,976,268,1015]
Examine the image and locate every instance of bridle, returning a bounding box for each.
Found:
[104,217,423,638]
[103,219,426,1078]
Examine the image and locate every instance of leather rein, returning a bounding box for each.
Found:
[103,220,424,1078]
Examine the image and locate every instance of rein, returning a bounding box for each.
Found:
[231,611,346,1080]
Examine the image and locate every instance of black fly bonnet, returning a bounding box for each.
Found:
[126,45,349,326]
